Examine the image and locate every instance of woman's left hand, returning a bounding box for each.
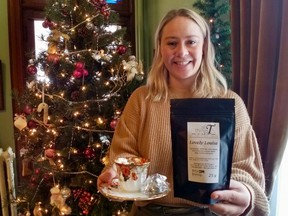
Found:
[208,179,251,216]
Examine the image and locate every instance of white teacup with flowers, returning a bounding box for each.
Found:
[115,157,150,192]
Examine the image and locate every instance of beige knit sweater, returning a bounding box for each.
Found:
[107,86,270,215]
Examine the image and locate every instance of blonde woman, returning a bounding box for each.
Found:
[98,8,269,216]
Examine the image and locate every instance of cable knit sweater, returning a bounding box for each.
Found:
[107,86,270,215]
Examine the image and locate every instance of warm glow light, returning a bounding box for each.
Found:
[97,117,103,124]
[72,149,78,154]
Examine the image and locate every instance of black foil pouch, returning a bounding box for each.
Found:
[170,98,235,204]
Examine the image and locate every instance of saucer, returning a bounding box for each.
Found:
[99,184,170,201]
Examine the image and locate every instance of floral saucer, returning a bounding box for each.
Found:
[99,184,170,201]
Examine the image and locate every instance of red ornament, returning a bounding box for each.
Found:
[43,172,52,181]
[34,168,41,175]
[83,147,95,159]
[73,62,89,78]
[27,120,38,129]
[23,104,33,115]
[47,54,60,64]
[73,70,83,78]
[116,45,127,55]
[110,119,118,129]
[42,18,55,29]
[27,65,37,75]
[48,21,56,30]
[30,175,37,183]
[42,19,51,28]
[101,5,110,17]
[75,62,85,70]
[45,148,56,159]
[82,69,88,76]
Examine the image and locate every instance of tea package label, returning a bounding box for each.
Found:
[187,122,220,183]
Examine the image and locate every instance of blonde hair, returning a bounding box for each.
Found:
[146,8,227,101]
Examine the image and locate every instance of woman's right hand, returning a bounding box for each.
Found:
[97,166,118,189]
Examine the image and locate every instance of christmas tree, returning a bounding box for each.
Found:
[193,0,232,86]
[13,0,144,215]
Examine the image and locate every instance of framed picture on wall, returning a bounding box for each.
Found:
[0,60,4,110]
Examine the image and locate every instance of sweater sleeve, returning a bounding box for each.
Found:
[229,91,270,215]
[106,87,145,166]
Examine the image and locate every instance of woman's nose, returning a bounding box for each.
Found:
[175,44,189,57]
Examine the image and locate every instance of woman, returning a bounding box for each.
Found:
[98,8,270,215]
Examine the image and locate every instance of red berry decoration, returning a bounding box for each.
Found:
[116,45,127,55]
[27,65,37,75]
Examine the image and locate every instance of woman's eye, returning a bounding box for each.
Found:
[187,40,196,46]
[167,41,177,46]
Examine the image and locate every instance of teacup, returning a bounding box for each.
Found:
[115,157,150,192]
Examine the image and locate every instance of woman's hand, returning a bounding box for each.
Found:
[209,180,251,216]
[97,166,117,189]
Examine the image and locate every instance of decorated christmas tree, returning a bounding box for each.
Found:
[193,0,232,86]
[13,0,144,215]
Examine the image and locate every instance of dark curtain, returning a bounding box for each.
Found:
[230,0,288,198]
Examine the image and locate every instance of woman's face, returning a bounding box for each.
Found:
[160,16,204,88]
